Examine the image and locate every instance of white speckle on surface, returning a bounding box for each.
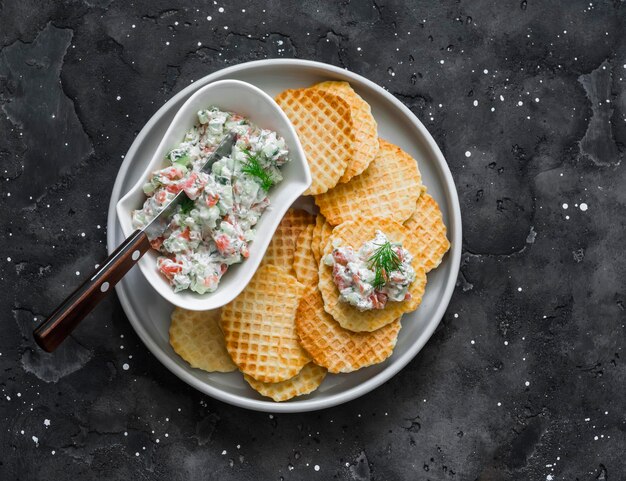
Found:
[75,271,80,276]
[32,436,39,446]
[525,381,530,386]
[517,101,523,106]
[518,287,522,292]
[44,419,50,427]
[6,257,10,262]
[122,363,129,371]
[497,402,501,406]
[473,100,478,106]
[135,452,139,457]
[483,69,488,74]
[124,431,128,436]
[504,341,508,346]
[314,465,320,471]
[580,203,588,211]
[465,151,471,157]
[218,6,224,12]
[562,203,568,209]
[547,475,553,481]
[535,97,540,102]
[207,15,212,20]
[471,340,475,344]
[222,450,227,455]
[594,436,598,441]
[500,95,504,101]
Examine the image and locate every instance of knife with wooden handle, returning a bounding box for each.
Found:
[33,131,237,352]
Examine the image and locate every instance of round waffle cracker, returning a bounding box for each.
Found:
[293,224,318,286]
[221,264,310,383]
[243,362,327,402]
[169,307,237,373]
[275,88,355,195]
[317,220,334,260]
[318,217,427,332]
[311,214,325,264]
[310,81,379,182]
[404,191,450,272]
[296,288,401,373]
[261,208,315,274]
[315,139,422,226]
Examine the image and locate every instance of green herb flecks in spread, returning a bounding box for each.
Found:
[324,231,416,311]
[132,107,290,294]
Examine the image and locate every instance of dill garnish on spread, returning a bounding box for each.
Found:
[324,230,416,311]
[241,149,275,192]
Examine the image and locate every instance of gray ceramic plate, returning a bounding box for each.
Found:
[106,59,462,413]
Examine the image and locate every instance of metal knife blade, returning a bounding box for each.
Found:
[143,130,237,240]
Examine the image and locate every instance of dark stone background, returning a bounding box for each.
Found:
[1,0,625,479]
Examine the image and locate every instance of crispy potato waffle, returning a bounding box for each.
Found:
[169,307,237,373]
[243,362,327,402]
[311,214,325,264]
[317,220,334,260]
[221,264,310,383]
[275,88,355,195]
[293,224,319,286]
[311,81,379,182]
[315,139,422,226]
[318,216,427,332]
[404,191,450,272]
[296,288,402,373]
[261,208,315,273]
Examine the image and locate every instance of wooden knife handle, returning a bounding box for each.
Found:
[33,229,151,352]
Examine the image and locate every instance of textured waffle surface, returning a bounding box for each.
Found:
[275,88,354,195]
[293,224,319,286]
[296,288,401,373]
[261,208,315,274]
[315,139,422,226]
[404,191,450,272]
[243,362,327,402]
[221,264,309,383]
[169,307,237,373]
[311,81,379,182]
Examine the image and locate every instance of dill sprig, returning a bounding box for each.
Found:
[179,195,195,215]
[368,241,402,289]
[241,149,274,191]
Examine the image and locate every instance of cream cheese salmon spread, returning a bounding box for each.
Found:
[132,107,290,294]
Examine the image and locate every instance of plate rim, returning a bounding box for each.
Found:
[106,58,462,413]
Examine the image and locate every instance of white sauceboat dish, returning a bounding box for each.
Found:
[116,79,311,311]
